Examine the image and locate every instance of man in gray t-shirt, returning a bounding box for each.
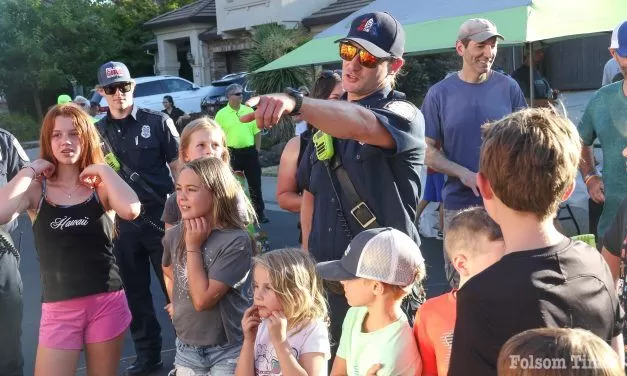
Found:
[162,225,252,347]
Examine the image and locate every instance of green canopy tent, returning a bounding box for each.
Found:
[256,0,627,73]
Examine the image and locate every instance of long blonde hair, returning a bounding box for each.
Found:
[253,248,328,333]
[179,117,229,164]
[176,157,255,262]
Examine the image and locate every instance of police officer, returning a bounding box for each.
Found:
[95,61,179,376]
[241,11,425,360]
[0,128,29,376]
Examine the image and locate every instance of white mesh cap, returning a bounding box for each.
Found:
[610,21,626,49]
[316,228,425,291]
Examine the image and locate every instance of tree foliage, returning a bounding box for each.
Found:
[244,23,312,143]
[396,53,460,106]
[0,0,197,120]
[245,23,312,95]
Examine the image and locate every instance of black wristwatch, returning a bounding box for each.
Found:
[284,87,304,115]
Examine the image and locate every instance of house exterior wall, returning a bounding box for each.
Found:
[153,23,214,85]
[215,0,334,33]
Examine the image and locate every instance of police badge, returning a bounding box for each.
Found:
[141,125,151,139]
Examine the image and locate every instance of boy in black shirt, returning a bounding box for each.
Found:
[602,196,627,361]
[448,108,624,375]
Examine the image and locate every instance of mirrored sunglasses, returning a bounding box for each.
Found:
[339,42,387,68]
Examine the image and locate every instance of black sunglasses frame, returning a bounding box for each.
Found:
[103,82,133,95]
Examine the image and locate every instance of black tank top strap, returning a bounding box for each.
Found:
[36,178,47,216]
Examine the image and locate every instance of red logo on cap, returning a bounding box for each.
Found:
[105,67,124,79]
[357,18,378,36]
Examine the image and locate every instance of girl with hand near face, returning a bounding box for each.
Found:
[235,248,331,376]
[162,157,255,375]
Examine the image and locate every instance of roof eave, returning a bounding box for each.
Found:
[144,16,216,30]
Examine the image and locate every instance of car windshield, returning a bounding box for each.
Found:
[205,85,228,97]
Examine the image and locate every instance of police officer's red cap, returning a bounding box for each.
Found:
[335,12,406,59]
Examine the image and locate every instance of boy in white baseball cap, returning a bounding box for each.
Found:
[317,227,425,376]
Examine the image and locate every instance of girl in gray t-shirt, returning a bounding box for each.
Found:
[162,157,256,375]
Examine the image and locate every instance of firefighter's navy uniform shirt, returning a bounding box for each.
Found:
[96,106,179,208]
[297,86,426,262]
[448,238,624,376]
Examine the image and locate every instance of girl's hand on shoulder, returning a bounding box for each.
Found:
[242,305,261,341]
[164,303,174,320]
[30,159,55,178]
[79,163,112,188]
[366,363,382,376]
[267,311,288,345]
[184,217,211,250]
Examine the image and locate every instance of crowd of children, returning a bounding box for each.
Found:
[152,106,625,376]
[5,88,626,375]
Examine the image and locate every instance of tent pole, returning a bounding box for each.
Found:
[528,42,534,108]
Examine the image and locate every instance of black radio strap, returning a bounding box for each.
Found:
[327,150,381,230]
[0,228,19,263]
[97,120,165,206]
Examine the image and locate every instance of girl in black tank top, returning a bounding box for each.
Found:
[0,104,141,375]
[33,179,122,302]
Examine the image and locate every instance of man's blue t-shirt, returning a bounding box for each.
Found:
[422,71,527,210]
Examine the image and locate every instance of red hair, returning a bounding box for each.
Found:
[39,104,105,174]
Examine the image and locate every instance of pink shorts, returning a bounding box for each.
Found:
[39,290,131,350]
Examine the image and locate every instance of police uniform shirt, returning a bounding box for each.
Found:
[298,86,426,262]
[96,106,179,206]
[0,129,29,232]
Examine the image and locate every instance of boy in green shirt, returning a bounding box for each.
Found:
[317,227,425,376]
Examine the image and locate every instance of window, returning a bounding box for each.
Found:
[162,78,193,93]
[134,81,165,98]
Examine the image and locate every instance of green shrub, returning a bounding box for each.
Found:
[0,112,41,142]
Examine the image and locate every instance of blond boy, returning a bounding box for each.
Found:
[317,227,424,376]
[414,207,504,376]
[448,108,624,375]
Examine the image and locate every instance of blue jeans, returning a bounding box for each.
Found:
[174,338,240,375]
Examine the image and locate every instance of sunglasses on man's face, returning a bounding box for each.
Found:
[339,43,388,68]
[103,82,133,95]
[319,69,342,79]
[230,92,243,97]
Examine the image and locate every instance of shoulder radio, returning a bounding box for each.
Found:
[312,130,334,161]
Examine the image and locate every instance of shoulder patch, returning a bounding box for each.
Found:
[12,138,30,162]
[165,118,179,138]
[382,100,418,122]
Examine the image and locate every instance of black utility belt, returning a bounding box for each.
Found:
[229,145,255,151]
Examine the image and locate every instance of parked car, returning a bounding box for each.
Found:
[200,72,255,117]
[90,75,213,115]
